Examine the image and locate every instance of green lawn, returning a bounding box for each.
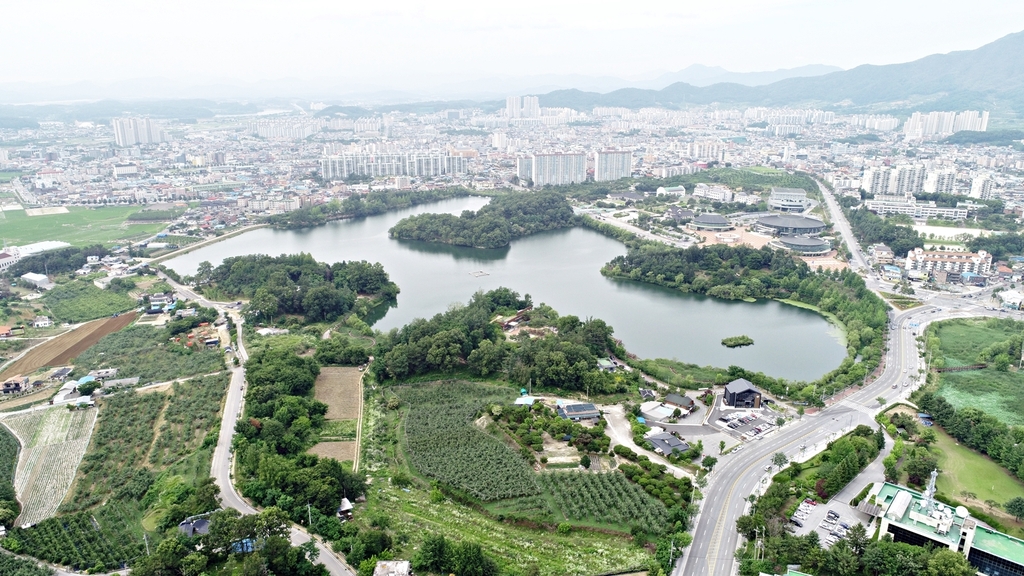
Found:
[0,206,166,246]
[0,171,23,183]
[930,425,1024,534]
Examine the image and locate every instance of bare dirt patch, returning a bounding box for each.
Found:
[308,441,356,463]
[313,367,361,420]
[0,313,136,379]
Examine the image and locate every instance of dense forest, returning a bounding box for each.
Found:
[265,188,471,229]
[602,243,888,400]
[839,201,924,257]
[968,232,1024,259]
[6,244,108,277]
[370,288,642,395]
[193,254,399,324]
[232,345,368,538]
[388,191,578,248]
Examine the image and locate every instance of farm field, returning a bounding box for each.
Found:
[0,205,166,246]
[313,366,361,419]
[2,377,229,570]
[930,317,1024,425]
[1,406,98,524]
[308,441,356,463]
[72,324,225,385]
[365,480,652,576]
[539,471,669,533]
[395,382,540,501]
[0,313,135,379]
[42,281,136,323]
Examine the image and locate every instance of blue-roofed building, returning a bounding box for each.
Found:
[882,265,902,280]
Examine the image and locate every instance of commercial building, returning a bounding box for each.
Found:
[870,244,895,264]
[871,480,1024,576]
[724,378,761,408]
[320,152,467,180]
[692,183,733,202]
[769,235,832,256]
[767,187,812,212]
[863,197,968,219]
[905,248,992,276]
[688,213,733,231]
[593,150,632,182]
[531,153,587,187]
[754,214,826,235]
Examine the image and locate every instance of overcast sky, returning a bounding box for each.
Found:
[4,0,1024,87]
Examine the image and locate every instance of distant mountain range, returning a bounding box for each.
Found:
[538,31,1024,121]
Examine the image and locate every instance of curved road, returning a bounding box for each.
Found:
[675,182,1006,576]
[209,319,355,575]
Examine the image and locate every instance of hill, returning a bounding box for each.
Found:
[539,31,1024,118]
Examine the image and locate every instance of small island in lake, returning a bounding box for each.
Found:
[721,335,754,348]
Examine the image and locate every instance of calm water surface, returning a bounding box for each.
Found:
[165,197,846,381]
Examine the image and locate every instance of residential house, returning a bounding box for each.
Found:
[32,316,52,328]
[2,375,28,394]
[557,403,600,421]
[0,326,11,339]
[664,393,695,412]
[648,432,690,456]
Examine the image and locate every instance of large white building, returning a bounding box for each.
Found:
[506,96,522,119]
[692,183,733,202]
[903,110,989,139]
[111,117,165,147]
[521,96,540,119]
[320,152,467,180]
[530,153,587,187]
[905,247,992,275]
[923,170,957,194]
[593,150,632,182]
[969,177,994,199]
[862,165,926,197]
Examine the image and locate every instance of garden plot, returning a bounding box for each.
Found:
[1,407,98,524]
[313,367,361,419]
[540,432,581,465]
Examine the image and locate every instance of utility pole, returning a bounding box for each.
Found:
[307,503,312,526]
[144,533,150,556]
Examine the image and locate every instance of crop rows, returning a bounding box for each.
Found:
[539,471,669,533]
[64,391,166,511]
[397,382,540,501]
[0,423,17,486]
[149,375,228,466]
[3,501,146,571]
[3,408,98,524]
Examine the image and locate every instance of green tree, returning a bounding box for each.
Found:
[771,452,788,469]
[196,261,214,285]
[580,454,592,469]
[719,440,726,454]
[246,287,279,322]
[302,285,346,322]
[449,542,498,576]
[927,548,976,576]
[412,534,450,573]
[1006,496,1024,521]
[702,456,718,471]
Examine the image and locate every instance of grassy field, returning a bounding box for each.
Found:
[0,205,165,246]
[930,424,1024,534]
[932,318,1024,425]
[934,318,1021,364]
[938,372,1024,425]
[313,367,361,420]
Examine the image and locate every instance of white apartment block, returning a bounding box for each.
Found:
[320,153,467,180]
[904,110,989,139]
[970,177,994,199]
[924,170,957,194]
[531,153,586,187]
[905,248,992,276]
[593,150,632,182]
[506,96,522,118]
[686,141,725,162]
[111,117,165,147]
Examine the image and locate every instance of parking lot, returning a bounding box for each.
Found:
[715,411,777,440]
[790,499,867,548]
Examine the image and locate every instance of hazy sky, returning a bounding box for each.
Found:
[4,0,1024,86]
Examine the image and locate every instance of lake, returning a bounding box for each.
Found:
[165,197,846,381]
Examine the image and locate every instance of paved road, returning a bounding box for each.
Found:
[207,314,355,575]
[674,181,1010,576]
